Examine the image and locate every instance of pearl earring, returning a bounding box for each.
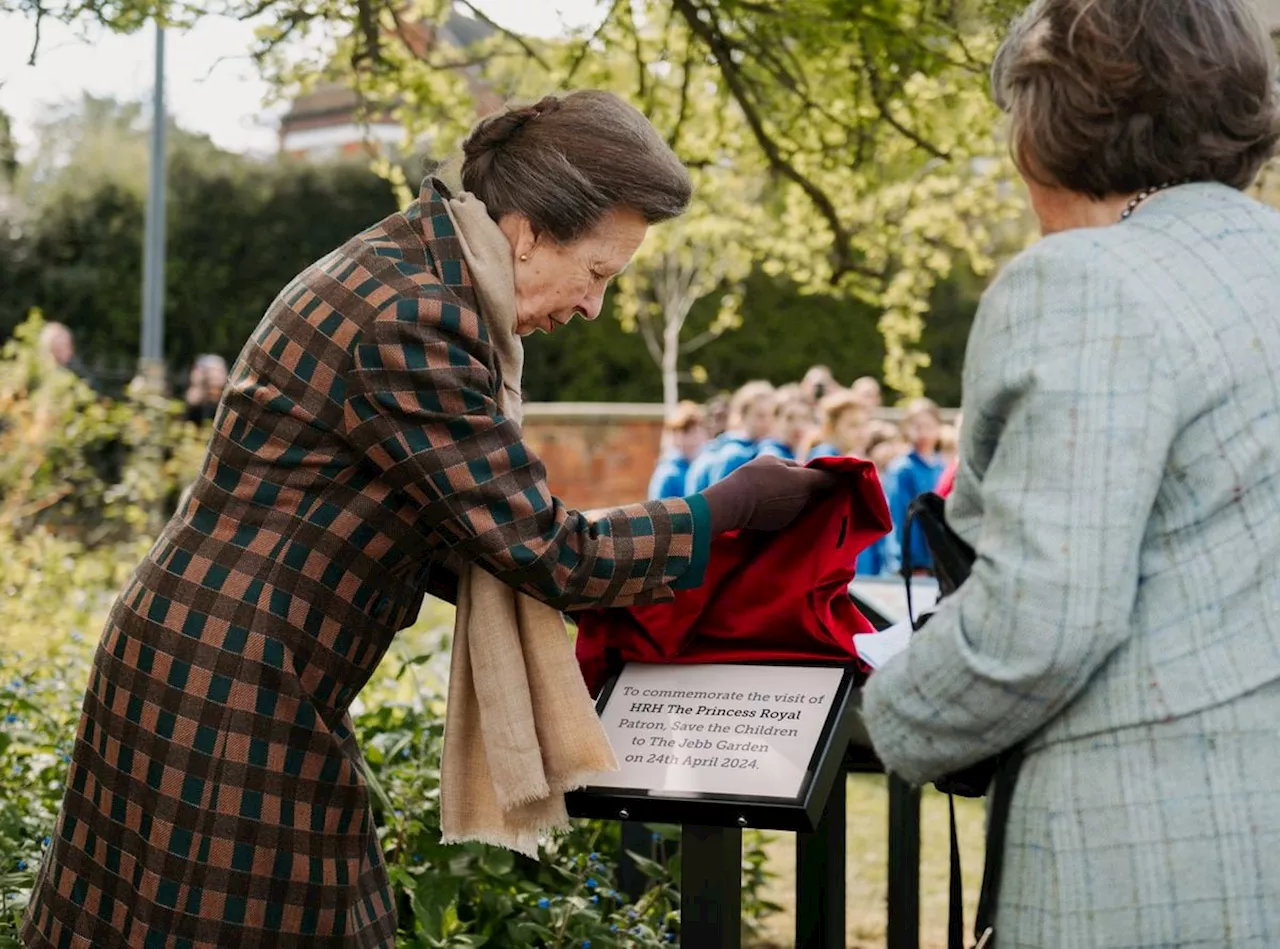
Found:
[519,254,528,261]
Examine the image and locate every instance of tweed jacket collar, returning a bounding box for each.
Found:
[403,176,482,316]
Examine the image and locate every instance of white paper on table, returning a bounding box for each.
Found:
[852,618,915,671]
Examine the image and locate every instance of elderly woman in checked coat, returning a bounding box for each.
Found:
[21,91,832,949]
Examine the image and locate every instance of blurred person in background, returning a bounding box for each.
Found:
[38,321,98,392]
[886,397,944,574]
[936,411,962,498]
[850,375,883,408]
[703,394,730,437]
[857,425,903,578]
[800,364,837,404]
[648,401,708,499]
[183,354,229,425]
[758,389,815,461]
[686,380,777,490]
[806,389,870,461]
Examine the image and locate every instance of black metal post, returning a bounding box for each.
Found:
[618,822,651,900]
[886,775,921,949]
[795,772,847,948]
[681,824,742,949]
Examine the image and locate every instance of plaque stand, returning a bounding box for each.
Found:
[682,825,742,949]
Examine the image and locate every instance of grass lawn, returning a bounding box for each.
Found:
[750,775,987,949]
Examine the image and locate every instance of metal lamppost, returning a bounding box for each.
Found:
[139,21,168,387]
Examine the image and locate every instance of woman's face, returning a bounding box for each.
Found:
[503,207,648,336]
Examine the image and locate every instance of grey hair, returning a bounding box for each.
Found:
[991,0,1280,196]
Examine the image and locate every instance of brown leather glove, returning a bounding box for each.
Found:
[701,456,840,535]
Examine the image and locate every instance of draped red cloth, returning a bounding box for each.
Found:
[574,456,894,696]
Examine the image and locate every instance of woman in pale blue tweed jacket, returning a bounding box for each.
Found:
[862,1,1280,946]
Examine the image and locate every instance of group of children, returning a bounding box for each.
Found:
[648,370,959,578]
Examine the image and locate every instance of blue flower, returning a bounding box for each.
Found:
[41,836,51,848]
[537,898,550,909]
[589,851,600,861]
[628,908,639,920]
[651,831,662,841]
[666,933,676,942]
[16,860,27,871]
[610,924,619,933]
[61,754,71,764]
[586,878,597,889]
[4,714,17,724]
[591,895,599,904]
[412,854,423,864]
[581,941,591,949]
[631,926,644,936]
[394,809,404,818]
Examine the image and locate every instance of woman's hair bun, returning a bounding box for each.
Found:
[462,95,562,162]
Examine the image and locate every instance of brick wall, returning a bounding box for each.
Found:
[522,403,667,510]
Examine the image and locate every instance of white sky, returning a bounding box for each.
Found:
[0,0,601,158]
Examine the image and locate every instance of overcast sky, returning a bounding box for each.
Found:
[0,0,601,158]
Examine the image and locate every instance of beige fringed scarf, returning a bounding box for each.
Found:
[438,191,619,856]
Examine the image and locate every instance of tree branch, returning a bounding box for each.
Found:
[865,58,950,160]
[667,45,695,153]
[453,0,550,72]
[565,0,624,82]
[636,310,664,366]
[27,0,44,65]
[671,0,883,284]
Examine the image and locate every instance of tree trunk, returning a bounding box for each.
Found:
[662,311,682,412]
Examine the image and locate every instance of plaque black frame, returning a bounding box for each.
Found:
[565,661,861,833]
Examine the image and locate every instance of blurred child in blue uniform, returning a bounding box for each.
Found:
[857,425,906,577]
[886,397,945,574]
[806,390,870,461]
[757,387,815,462]
[687,380,776,491]
[647,401,709,499]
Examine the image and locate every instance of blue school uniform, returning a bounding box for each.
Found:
[648,453,692,500]
[685,434,730,494]
[709,435,761,483]
[857,516,900,578]
[887,449,945,572]
[807,442,840,461]
[756,438,796,461]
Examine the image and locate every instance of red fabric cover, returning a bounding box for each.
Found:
[936,458,959,498]
[574,456,894,696]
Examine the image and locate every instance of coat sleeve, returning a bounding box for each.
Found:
[861,238,1179,785]
[343,294,710,610]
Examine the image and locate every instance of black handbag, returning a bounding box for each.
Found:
[902,493,1025,949]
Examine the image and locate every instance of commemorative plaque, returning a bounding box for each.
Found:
[566,662,859,832]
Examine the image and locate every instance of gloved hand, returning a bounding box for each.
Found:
[701,456,840,535]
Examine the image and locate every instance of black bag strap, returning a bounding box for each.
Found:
[973,747,1025,946]
[948,794,964,949]
[901,491,1025,949]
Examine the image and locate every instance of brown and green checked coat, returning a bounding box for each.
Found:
[21,178,710,949]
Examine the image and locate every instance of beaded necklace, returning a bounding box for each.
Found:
[1119,180,1189,221]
